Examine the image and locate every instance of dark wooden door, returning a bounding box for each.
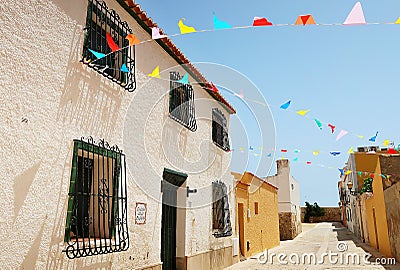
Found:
[161,185,177,270]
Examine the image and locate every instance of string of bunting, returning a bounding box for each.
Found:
[86,1,400,69]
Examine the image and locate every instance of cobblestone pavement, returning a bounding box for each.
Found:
[226,222,400,270]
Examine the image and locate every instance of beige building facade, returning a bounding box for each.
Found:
[0,0,237,269]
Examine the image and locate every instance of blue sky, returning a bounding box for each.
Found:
[136,0,400,206]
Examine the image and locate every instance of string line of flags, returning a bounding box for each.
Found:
[85,1,400,70]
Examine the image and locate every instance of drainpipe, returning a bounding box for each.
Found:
[357,196,365,242]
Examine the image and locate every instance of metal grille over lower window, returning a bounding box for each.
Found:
[81,0,136,91]
[212,181,232,238]
[169,71,197,131]
[212,108,230,151]
[64,137,129,259]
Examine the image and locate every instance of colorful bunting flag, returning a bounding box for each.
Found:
[213,13,232,29]
[267,153,272,157]
[239,147,243,151]
[369,131,378,142]
[345,170,352,175]
[293,157,298,162]
[121,63,129,73]
[294,149,300,153]
[296,109,311,116]
[306,161,312,165]
[249,146,254,151]
[388,148,397,154]
[358,171,362,176]
[395,17,400,24]
[106,33,120,52]
[280,100,291,110]
[234,89,244,98]
[328,124,336,134]
[281,149,288,153]
[343,2,366,25]
[348,147,354,154]
[152,27,168,39]
[295,15,316,25]
[211,83,219,93]
[383,140,390,147]
[330,152,341,156]
[253,17,273,26]
[314,118,323,130]
[312,151,320,156]
[339,168,344,176]
[88,49,106,59]
[357,135,364,139]
[380,174,387,179]
[178,19,197,34]
[177,73,189,84]
[148,66,161,78]
[125,34,140,46]
[336,130,348,141]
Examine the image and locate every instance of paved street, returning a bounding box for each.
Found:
[226,222,400,270]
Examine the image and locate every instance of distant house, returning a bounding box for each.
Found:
[265,159,302,240]
[231,172,280,258]
[1,0,237,269]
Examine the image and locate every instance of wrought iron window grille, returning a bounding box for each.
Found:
[64,137,129,259]
[81,0,136,91]
[212,181,232,238]
[212,108,230,151]
[169,71,197,132]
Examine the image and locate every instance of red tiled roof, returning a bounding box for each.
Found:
[122,0,236,114]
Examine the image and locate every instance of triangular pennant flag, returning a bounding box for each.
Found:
[336,130,348,141]
[249,146,254,151]
[211,83,219,93]
[357,135,364,139]
[293,157,298,162]
[314,118,322,130]
[306,161,312,165]
[358,171,362,176]
[345,170,352,175]
[121,63,129,73]
[125,34,141,46]
[380,174,387,179]
[267,153,272,157]
[295,15,316,25]
[296,109,311,116]
[152,27,168,39]
[343,2,366,25]
[88,49,106,59]
[294,149,300,153]
[148,66,161,78]
[348,147,354,154]
[281,149,288,153]
[177,73,189,84]
[280,100,291,110]
[339,168,344,176]
[106,33,120,52]
[234,89,244,98]
[330,152,341,156]
[328,124,336,134]
[178,19,197,34]
[388,148,397,154]
[383,140,390,147]
[213,13,232,29]
[312,151,320,156]
[395,17,400,24]
[253,17,273,26]
[369,131,378,142]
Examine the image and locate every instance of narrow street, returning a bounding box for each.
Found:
[226,222,400,270]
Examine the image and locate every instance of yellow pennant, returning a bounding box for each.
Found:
[296,109,311,116]
[148,66,161,78]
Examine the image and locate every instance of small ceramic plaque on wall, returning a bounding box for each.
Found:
[135,202,147,225]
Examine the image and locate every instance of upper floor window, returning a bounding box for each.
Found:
[212,181,232,238]
[212,108,230,151]
[169,71,197,131]
[64,137,129,258]
[82,0,136,91]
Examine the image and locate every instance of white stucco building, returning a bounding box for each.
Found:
[0,0,237,269]
[265,159,302,240]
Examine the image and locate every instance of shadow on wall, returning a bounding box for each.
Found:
[21,222,45,269]
[56,25,126,139]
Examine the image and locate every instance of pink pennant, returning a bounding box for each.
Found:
[234,89,244,98]
[336,130,348,141]
[152,27,168,39]
[343,2,366,25]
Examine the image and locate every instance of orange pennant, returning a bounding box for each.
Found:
[295,15,316,25]
[125,34,140,46]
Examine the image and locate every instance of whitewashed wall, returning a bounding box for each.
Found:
[0,0,234,268]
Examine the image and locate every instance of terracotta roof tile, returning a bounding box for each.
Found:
[121,0,236,114]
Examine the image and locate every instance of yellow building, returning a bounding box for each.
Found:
[232,172,280,258]
[352,152,392,257]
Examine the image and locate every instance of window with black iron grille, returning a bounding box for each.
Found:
[169,71,197,131]
[212,181,232,238]
[81,0,136,91]
[64,137,129,259]
[212,108,230,151]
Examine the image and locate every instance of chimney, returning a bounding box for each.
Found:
[276,159,290,176]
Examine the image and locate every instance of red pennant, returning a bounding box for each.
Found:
[306,161,312,165]
[280,149,288,153]
[328,124,336,134]
[253,17,273,26]
[106,33,120,52]
[388,148,397,154]
[211,83,219,93]
[370,173,374,178]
